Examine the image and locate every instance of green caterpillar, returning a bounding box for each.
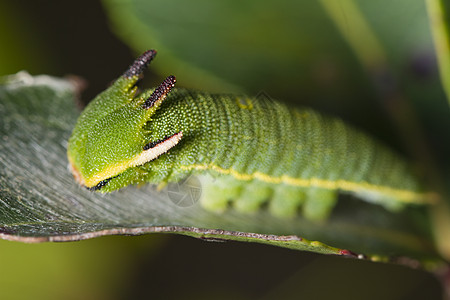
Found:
[67,50,433,220]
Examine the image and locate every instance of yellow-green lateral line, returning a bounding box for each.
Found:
[180,164,435,204]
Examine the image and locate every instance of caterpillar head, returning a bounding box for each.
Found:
[67,50,182,192]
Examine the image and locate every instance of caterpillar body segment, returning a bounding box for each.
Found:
[67,50,431,221]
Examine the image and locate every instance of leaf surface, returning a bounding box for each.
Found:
[0,72,443,269]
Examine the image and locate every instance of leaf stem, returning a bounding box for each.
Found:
[319,0,441,186]
[426,0,450,106]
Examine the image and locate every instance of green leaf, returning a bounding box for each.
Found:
[101,0,370,109]
[0,72,444,270]
[100,0,446,112]
[427,0,450,106]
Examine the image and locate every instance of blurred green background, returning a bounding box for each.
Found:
[0,1,446,299]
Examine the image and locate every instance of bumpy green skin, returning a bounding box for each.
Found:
[68,53,426,220]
